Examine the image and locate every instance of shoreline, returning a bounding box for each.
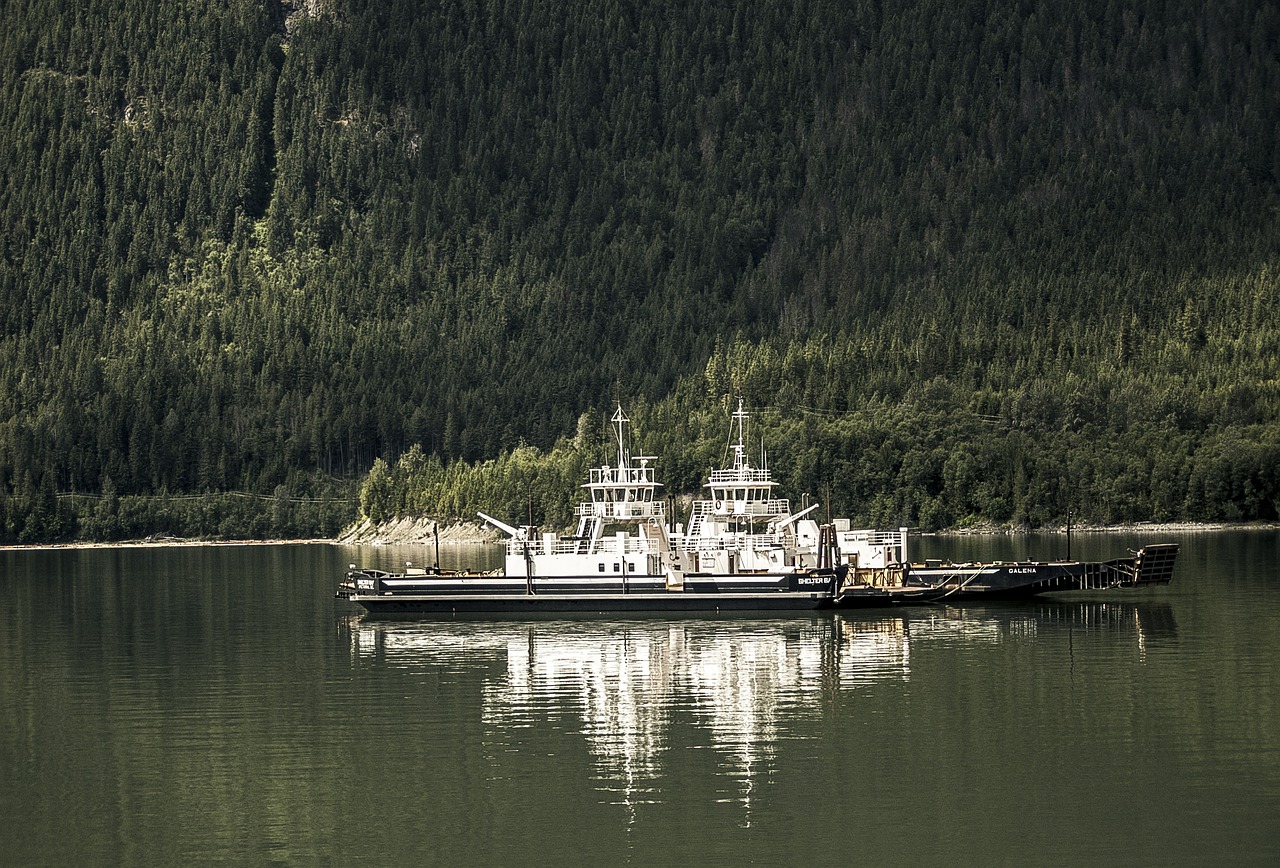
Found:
[0,537,337,552]
[2,519,1275,552]
[927,520,1280,536]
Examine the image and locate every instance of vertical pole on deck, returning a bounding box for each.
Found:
[1066,510,1072,561]
[525,538,534,595]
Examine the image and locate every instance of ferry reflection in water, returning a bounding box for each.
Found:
[904,601,1178,656]
[342,603,1174,814]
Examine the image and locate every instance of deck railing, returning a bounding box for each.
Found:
[510,535,652,557]
[691,498,789,517]
[706,467,774,484]
[574,501,666,520]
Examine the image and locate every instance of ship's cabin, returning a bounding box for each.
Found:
[579,406,666,523]
[704,467,786,518]
[698,399,790,519]
[582,459,663,520]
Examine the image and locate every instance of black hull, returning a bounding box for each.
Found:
[907,543,1180,601]
[339,569,849,615]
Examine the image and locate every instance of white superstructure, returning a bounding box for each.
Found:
[480,401,910,585]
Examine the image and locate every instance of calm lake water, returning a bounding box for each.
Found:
[1,531,1277,866]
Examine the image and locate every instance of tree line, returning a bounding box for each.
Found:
[1,0,1277,541]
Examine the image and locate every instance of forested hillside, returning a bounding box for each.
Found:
[1,0,1277,542]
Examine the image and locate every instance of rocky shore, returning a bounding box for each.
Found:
[335,516,499,545]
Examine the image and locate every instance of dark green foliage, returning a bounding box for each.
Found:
[364,438,591,532]
[2,0,1278,541]
[3,477,354,543]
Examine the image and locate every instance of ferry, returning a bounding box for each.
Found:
[338,402,929,613]
[337,403,1177,615]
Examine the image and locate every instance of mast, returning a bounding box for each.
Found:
[612,405,630,469]
[730,398,749,471]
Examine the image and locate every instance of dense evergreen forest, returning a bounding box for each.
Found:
[1,0,1277,542]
